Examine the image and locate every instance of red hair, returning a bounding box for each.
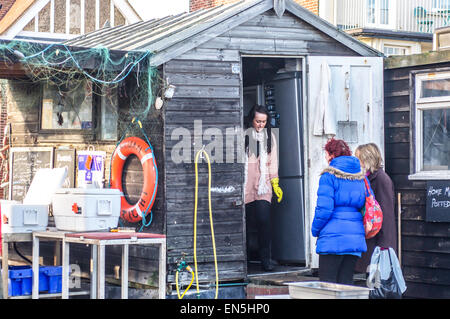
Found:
[324,138,352,158]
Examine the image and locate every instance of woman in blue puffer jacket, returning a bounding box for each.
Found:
[312,138,367,285]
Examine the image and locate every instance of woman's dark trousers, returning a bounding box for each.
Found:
[245,200,272,270]
[319,254,358,285]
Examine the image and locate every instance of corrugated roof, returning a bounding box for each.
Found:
[65,0,251,52]
[65,0,382,66]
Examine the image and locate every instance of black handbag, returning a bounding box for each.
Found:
[369,250,402,299]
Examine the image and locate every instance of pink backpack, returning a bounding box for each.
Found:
[361,177,383,239]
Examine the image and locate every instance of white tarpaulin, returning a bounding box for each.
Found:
[312,61,336,136]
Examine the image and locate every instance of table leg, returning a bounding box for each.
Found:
[159,240,166,299]
[91,245,97,299]
[32,236,40,299]
[2,240,9,299]
[121,244,129,299]
[62,240,70,299]
[97,244,105,299]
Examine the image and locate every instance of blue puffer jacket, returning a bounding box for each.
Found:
[312,156,367,255]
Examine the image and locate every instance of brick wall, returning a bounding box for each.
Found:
[0,81,8,200]
[294,0,319,15]
[0,0,17,20]
[190,0,319,14]
[246,284,289,299]
[189,0,236,12]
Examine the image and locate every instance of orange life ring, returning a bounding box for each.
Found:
[110,136,158,223]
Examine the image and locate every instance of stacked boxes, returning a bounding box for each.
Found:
[8,265,62,296]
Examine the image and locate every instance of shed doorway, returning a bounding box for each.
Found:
[242,56,306,275]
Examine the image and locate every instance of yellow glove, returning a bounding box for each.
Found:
[271,177,283,203]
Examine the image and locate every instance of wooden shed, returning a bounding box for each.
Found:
[2,0,386,297]
[384,51,450,299]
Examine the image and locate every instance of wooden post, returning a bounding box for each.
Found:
[397,192,402,268]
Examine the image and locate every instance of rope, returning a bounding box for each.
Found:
[109,117,158,232]
[17,43,152,86]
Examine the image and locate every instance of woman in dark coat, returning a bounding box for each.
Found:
[354,143,397,274]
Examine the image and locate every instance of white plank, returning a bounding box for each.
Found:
[304,56,384,269]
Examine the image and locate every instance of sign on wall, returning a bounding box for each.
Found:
[9,147,54,201]
[77,150,105,188]
[54,148,76,188]
[426,180,450,222]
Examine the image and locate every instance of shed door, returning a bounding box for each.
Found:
[304,56,384,269]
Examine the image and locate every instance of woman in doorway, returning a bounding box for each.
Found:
[244,104,283,272]
[354,143,397,274]
[312,138,367,284]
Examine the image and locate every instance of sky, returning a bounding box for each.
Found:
[128,0,190,20]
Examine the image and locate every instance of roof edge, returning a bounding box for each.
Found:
[284,1,383,57]
[347,28,433,42]
[385,50,450,69]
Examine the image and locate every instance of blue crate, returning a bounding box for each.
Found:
[39,266,62,293]
[8,266,62,296]
[8,266,33,296]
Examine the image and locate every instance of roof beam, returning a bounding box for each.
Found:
[112,0,141,24]
[0,0,50,40]
[284,0,382,57]
[148,0,272,66]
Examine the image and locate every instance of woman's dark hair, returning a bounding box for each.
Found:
[324,138,352,158]
[245,104,272,155]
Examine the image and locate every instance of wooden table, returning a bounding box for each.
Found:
[32,230,166,299]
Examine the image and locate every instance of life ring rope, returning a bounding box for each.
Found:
[109,118,158,231]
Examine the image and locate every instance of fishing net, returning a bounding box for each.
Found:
[0,40,160,135]
[0,40,162,229]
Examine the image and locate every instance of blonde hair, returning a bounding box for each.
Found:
[355,143,383,173]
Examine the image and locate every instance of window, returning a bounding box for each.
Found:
[422,108,449,171]
[367,0,395,28]
[40,79,118,141]
[41,80,93,130]
[383,45,408,56]
[434,29,450,51]
[380,0,389,25]
[368,0,376,24]
[411,71,450,179]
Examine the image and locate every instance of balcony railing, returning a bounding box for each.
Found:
[336,0,450,34]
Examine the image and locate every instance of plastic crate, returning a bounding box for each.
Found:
[8,266,33,296]
[39,266,62,293]
[8,266,62,296]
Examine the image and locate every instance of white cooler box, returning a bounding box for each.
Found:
[1,168,67,234]
[1,200,49,233]
[52,188,123,232]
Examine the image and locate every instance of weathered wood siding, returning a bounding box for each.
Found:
[199,10,359,56]
[163,56,245,283]
[384,62,450,299]
[163,9,359,285]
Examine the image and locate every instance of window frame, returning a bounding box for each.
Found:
[38,80,119,142]
[39,80,96,133]
[383,44,408,56]
[366,0,396,29]
[410,69,450,180]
